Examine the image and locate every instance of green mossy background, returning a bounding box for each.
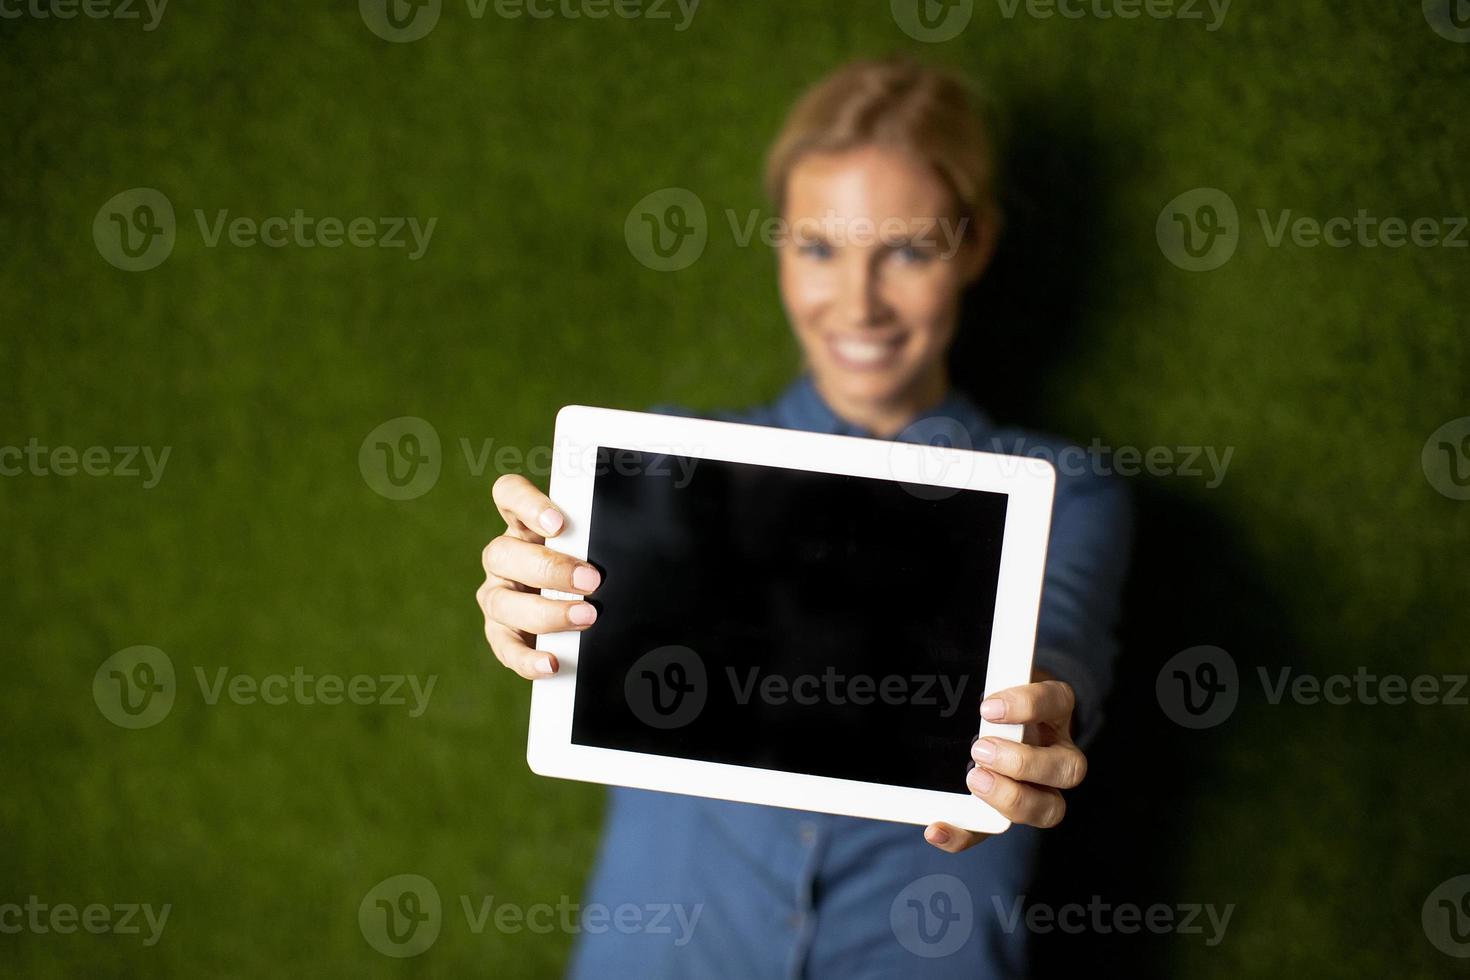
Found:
[2,1,1466,975]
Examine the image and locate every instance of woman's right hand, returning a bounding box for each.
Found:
[476,473,603,679]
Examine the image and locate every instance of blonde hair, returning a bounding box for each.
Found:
[763,58,1000,232]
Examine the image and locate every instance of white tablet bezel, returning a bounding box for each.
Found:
[527,404,1055,833]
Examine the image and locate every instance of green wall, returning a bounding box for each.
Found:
[2,1,1466,975]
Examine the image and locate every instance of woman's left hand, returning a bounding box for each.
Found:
[923,670,1088,853]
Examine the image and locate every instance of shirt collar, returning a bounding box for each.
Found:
[771,373,995,445]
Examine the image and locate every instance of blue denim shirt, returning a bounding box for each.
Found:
[568,374,1133,979]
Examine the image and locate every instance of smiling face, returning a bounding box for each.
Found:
[777,144,993,437]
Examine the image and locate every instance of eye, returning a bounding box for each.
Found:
[892,244,931,265]
[797,240,834,261]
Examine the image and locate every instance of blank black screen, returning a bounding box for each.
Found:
[569,446,1008,794]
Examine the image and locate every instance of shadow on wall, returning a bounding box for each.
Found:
[948,90,1296,972]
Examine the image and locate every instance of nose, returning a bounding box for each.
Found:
[839,254,890,328]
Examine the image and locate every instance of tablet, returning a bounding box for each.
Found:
[527,405,1055,833]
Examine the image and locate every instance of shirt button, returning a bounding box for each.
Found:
[799,822,818,846]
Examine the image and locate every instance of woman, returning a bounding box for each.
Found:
[476,58,1131,977]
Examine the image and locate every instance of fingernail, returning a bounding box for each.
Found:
[926,826,950,845]
[539,508,564,534]
[968,768,995,793]
[535,655,556,675]
[572,564,601,592]
[980,698,1005,721]
[971,739,996,763]
[569,602,597,626]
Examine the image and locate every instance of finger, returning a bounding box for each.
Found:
[966,767,1068,828]
[485,585,598,635]
[482,535,602,594]
[979,679,1076,729]
[483,619,557,679]
[971,737,1087,790]
[923,822,991,854]
[492,473,564,539]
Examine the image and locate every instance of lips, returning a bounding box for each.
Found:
[826,332,906,371]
